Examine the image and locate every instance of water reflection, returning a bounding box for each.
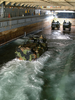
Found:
[52,30,70,39]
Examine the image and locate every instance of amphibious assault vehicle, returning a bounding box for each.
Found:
[15,35,48,61]
[51,20,60,30]
[63,20,71,31]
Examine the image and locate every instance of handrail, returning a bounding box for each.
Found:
[0,15,49,22]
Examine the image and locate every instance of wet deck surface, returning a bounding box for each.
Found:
[0,25,75,100]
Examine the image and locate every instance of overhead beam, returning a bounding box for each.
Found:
[41,6,75,10]
[42,0,60,5]
[24,4,29,7]
[5,1,10,5]
[3,0,60,6]
[65,0,73,6]
[11,2,15,5]
[20,3,25,6]
[0,1,3,4]
[16,3,20,6]
[0,0,75,10]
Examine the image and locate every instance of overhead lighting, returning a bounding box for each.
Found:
[55,10,75,13]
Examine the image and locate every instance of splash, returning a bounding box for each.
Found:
[41,42,75,100]
[48,30,71,40]
[0,53,49,100]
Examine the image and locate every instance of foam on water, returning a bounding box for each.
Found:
[0,53,49,100]
[0,33,75,100]
[41,42,75,100]
[45,30,71,40]
[52,31,70,39]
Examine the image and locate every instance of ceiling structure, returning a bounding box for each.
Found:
[0,0,75,10]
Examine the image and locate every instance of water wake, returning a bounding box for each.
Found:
[0,53,50,100]
[0,34,75,100]
[41,42,75,100]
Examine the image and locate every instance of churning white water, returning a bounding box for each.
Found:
[0,52,49,100]
[0,30,75,100]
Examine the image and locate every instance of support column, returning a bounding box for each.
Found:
[1,3,4,18]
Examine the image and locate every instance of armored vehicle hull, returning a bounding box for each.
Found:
[51,20,60,30]
[63,21,71,31]
[15,35,48,61]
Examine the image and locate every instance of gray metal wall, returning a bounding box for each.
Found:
[0,15,49,32]
[4,8,35,18]
[0,6,47,18]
